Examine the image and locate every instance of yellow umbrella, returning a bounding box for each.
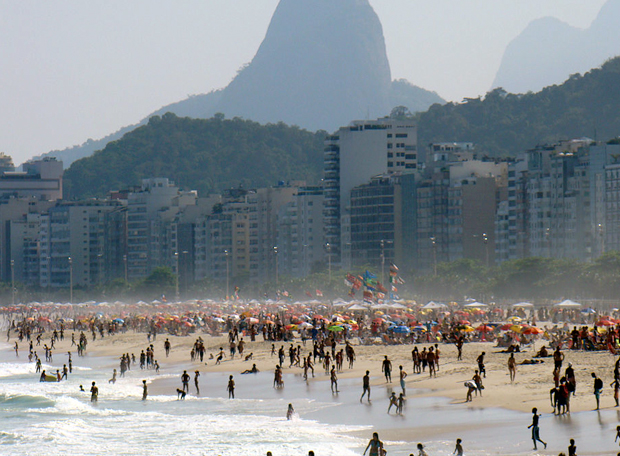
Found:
[510,324,523,333]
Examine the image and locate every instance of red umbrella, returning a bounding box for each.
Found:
[476,324,493,332]
[522,327,543,335]
[595,320,614,327]
[499,323,513,331]
[458,319,470,325]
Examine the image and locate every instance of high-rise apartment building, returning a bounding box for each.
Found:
[323,117,417,267]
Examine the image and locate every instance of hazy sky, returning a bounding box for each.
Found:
[0,0,608,164]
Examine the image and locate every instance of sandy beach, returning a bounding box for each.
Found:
[11,323,620,455]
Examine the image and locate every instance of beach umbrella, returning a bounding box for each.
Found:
[499,323,513,331]
[261,319,275,325]
[522,327,543,335]
[581,308,597,314]
[328,325,344,332]
[461,325,475,332]
[285,324,298,331]
[476,325,493,332]
[595,320,614,327]
[372,317,384,324]
[391,325,410,334]
[412,326,427,332]
[112,318,124,324]
[457,319,470,325]
[510,324,524,333]
[507,316,522,322]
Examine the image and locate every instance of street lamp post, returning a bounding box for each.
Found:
[224,249,229,300]
[123,254,128,283]
[10,259,15,306]
[598,223,605,255]
[98,252,104,285]
[326,243,331,284]
[482,232,489,268]
[273,246,279,288]
[174,251,179,302]
[430,236,437,276]
[68,256,73,303]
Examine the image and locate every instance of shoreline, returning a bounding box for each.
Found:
[6,329,620,455]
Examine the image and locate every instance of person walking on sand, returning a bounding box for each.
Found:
[476,351,486,378]
[382,355,392,383]
[508,353,517,383]
[361,370,371,403]
[142,380,148,401]
[592,372,603,410]
[527,407,547,450]
[363,432,384,456]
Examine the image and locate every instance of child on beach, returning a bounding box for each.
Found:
[454,438,463,455]
[286,403,294,420]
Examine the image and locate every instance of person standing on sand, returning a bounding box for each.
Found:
[476,351,486,378]
[361,370,371,403]
[592,372,603,410]
[363,432,384,456]
[142,380,148,400]
[382,355,392,383]
[508,353,517,383]
[164,338,171,357]
[194,370,200,395]
[527,407,547,450]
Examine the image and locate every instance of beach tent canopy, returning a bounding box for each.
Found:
[422,301,448,310]
[463,302,488,308]
[347,303,368,311]
[386,303,408,310]
[554,299,582,308]
[512,302,534,308]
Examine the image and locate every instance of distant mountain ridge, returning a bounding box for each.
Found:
[420,56,620,157]
[38,0,442,167]
[492,0,620,94]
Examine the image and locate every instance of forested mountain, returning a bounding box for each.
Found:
[418,56,620,157]
[63,114,325,199]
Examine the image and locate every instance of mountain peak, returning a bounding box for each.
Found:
[216,0,392,131]
[492,0,620,94]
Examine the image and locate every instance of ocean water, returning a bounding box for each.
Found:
[1,341,619,456]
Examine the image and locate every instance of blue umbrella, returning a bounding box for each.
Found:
[112,318,124,324]
[392,325,410,334]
